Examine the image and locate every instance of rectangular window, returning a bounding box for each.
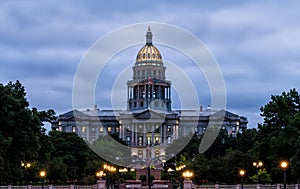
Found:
[126,136,131,145]
[72,126,76,132]
[82,126,86,133]
[155,136,159,144]
[138,150,143,159]
[100,127,104,133]
[194,127,198,132]
[186,127,190,133]
[138,136,143,146]
[107,127,112,133]
[127,126,131,133]
[116,127,119,133]
[147,136,151,145]
[167,125,172,132]
[167,136,171,144]
[91,127,95,133]
[232,126,236,132]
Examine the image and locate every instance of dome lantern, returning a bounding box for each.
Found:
[146,26,153,45]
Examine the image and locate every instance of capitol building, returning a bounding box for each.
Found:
[51,27,248,164]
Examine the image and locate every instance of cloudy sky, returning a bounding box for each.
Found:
[1,0,300,129]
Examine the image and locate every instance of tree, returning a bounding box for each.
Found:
[0,81,55,184]
[250,169,272,184]
[255,88,300,183]
[47,131,94,183]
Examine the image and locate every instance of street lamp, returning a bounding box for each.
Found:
[96,170,105,179]
[239,170,245,189]
[182,170,193,180]
[103,164,117,189]
[21,162,31,184]
[39,170,46,189]
[280,161,288,189]
[253,161,263,184]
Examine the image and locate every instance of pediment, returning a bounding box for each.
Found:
[59,109,87,120]
[133,109,166,120]
[210,110,239,121]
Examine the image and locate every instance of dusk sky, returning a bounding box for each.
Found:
[1,0,300,130]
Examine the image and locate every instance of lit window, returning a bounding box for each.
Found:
[82,126,86,133]
[155,149,160,157]
[138,150,143,159]
[147,136,151,145]
[100,127,104,133]
[232,126,236,132]
[107,127,112,133]
[72,126,76,132]
[155,136,159,144]
[116,127,119,132]
[138,136,143,146]
[126,136,131,145]
[92,127,95,133]
[167,125,172,132]
[167,136,171,144]
[202,127,206,133]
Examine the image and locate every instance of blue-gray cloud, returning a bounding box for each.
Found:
[1,0,299,129]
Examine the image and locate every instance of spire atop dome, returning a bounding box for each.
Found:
[146,26,153,45]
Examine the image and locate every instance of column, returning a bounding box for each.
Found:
[151,124,154,146]
[131,125,134,146]
[135,124,138,146]
[143,124,146,146]
[164,124,167,143]
[160,124,163,144]
[176,125,179,139]
[127,86,129,100]
[119,125,122,139]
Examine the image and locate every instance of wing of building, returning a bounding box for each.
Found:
[51,27,247,165]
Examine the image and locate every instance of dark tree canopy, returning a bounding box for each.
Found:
[0,81,55,183]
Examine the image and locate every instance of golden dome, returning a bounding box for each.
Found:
[135,27,163,64]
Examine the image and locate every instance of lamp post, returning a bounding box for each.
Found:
[167,168,175,188]
[182,170,193,180]
[253,161,263,184]
[182,170,193,189]
[39,170,46,189]
[239,170,245,189]
[96,170,105,179]
[280,161,288,189]
[21,162,31,184]
[103,164,117,189]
